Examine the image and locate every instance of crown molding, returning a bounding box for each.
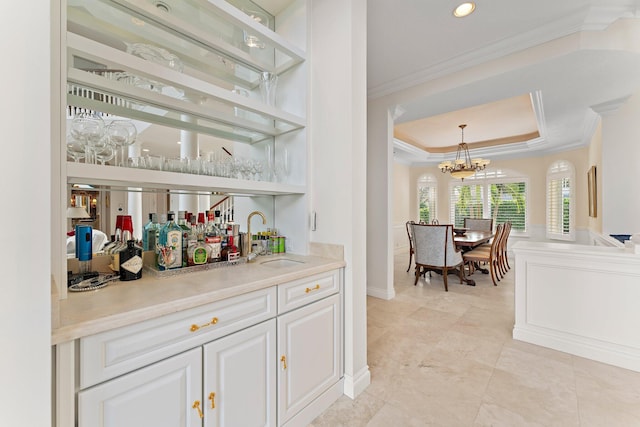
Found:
[368,5,635,100]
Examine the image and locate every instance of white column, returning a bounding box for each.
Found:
[179,114,200,214]
[310,0,369,399]
[366,99,395,300]
[3,2,51,426]
[128,144,143,241]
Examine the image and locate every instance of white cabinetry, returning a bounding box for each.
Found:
[78,347,203,427]
[72,269,343,427]
[204,319,277,426]
[278,293,342,425]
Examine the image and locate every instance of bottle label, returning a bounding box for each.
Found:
[209,242,221,261]
[193,247,208,265]
[167,230,182,268]
[121,255,143,274]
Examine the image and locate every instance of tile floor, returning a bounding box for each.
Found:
[309,251,640,426]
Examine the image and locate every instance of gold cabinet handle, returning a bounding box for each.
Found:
[192,400,204,419]
[209,392,216,409]
[190,317,219,332]
[280,355,287,370]
[305,284,320,293]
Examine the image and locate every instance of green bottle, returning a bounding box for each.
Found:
[158,211,182,270]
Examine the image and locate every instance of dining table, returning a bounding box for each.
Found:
[454,230,494,278]
[454,230,494,249]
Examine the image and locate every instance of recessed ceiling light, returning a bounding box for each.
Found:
[142,148,150,152]
[453,2,476,18]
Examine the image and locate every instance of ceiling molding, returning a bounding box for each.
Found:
[590,95,633,115]
[530,90,548,140]
[368,6,633,100]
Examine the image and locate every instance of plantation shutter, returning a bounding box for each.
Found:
[546,161,574,240]
[450,184,484,228]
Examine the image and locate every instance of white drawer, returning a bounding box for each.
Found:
[80,287,277,389]
[277,270,341,314]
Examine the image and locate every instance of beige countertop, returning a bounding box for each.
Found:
[52,252,345,345]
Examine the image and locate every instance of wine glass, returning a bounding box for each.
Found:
[94,140,116,165]
[66,134,86,162]
[70,112,105,164]
[70,111,105,144]
[253,160,264,181]
[106,120,137,167]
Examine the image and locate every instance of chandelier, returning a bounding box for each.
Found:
[438,124,490,179]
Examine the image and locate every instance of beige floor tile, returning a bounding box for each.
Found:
[309,252,640,426]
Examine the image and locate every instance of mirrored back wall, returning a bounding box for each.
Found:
[67,184,276,242]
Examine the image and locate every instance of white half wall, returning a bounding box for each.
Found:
[513,241,640,372]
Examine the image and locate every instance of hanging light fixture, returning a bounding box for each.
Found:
[438,124,490,180]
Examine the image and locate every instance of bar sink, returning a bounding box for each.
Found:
[260,258,305,268]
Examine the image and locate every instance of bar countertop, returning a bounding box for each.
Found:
[52,252,345,345]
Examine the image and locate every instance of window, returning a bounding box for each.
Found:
[449,169,528,232]
[546,160,575,240]
[417,174,437,223]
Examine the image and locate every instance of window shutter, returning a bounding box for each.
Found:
[490,182,526,232]
[418,175,437,223]
[450,184,484,227]
[546,161,574,240]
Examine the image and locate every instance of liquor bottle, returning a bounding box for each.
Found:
[178,211,191,267]
[187,234,211,266]
[220,235,239,262]
[205,210,221,262]
[158,211,182,270]
[142,213,159,251]
[119,240,143,281]
[196,212,206,242]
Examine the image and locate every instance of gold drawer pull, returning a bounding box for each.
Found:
[192,400,204,419]
[209,392,216,409]
[305,284,320,293]
[280,355,287,370]
[190,317,219,332]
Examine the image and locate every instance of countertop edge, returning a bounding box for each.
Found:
[52,256,345,345]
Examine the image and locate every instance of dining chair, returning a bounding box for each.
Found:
[405,220,416,272]
[462,223,504,286]
[497,221,512,275]
[411,223,465,291]
[463,218,493,231]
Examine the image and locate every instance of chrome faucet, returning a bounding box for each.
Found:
[247,211,267,238]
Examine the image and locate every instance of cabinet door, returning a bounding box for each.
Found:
[277,293,342,424]
[203,320,277,427]
[78,348,203,427]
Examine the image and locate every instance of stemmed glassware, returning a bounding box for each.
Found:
[93,138,116,165]
[106,120,137,167]
[70,112,105,164]
[66,134,86,162]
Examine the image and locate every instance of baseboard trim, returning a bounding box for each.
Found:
[513,325,640,372]
[366,286,395,300]
[343,365,370,399]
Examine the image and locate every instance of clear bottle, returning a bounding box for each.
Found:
[119,240,143,281]
[158,211,182,270]
[205,210,221,262]
[178,211,191,268]
[142,212,159,251]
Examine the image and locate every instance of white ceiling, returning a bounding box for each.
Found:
[365,0,640,165]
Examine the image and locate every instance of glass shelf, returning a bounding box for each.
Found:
[67,32,305,143]
[67,0,305,88]
[67,162,306,196]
